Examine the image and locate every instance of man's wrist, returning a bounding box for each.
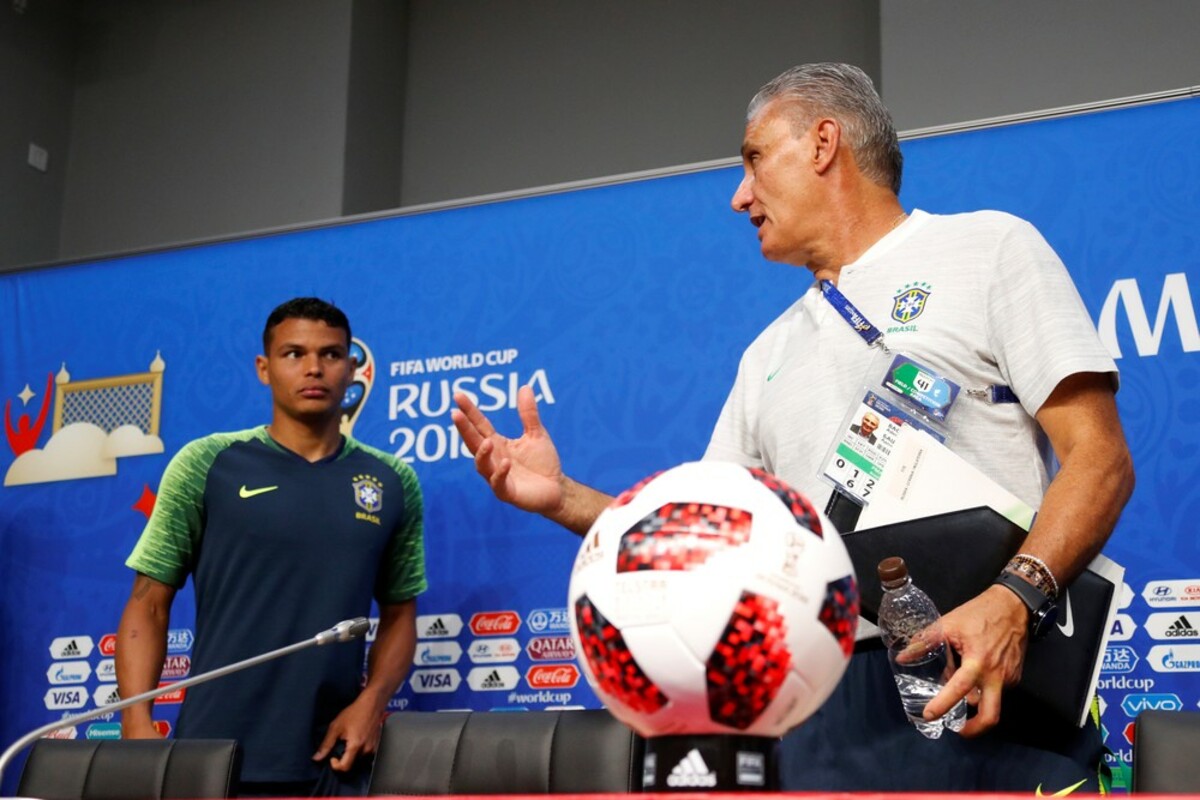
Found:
[992,570,1058,640]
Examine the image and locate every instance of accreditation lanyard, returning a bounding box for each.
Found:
[820,280,886,350]
[819,279,1020,404]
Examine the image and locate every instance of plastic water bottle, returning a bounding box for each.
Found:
[876,556,967,739]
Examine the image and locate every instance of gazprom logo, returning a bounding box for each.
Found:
[1121,693,1183,716]
[1150,644,1200,672]
[1102,645,1139,673]
[1099,273,1200,359]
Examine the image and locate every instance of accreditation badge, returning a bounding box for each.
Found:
[820,351,958,507]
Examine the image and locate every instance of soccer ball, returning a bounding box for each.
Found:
[568,461,858,738]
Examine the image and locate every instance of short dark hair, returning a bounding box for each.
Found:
[262,297,352,352]
[747,63,903,195]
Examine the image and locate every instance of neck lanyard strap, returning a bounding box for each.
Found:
[820,280,885,349]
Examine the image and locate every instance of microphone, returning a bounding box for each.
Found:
[0,617,369,786]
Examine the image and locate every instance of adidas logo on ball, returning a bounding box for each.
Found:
[666,749,717,788]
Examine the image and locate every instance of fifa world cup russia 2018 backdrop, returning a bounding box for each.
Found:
[1,96,1199,793]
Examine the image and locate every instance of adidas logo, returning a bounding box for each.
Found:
[60,640,81,657]
[1166,616,1198,638]
[480,669,506,689]
[666,749,717,788]
[424,618,449,637]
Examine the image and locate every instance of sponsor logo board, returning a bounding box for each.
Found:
[1143,580,1200,608]
[1102,645,1139,673]
[85,723,122,740]
[98,634,118,657]
[1108,613,1136,641]
[1149,644,1200,672]
[467,666,520,691]
[166,628,194,652]
[526,608,571,633]
[96,658,117,682]
[526,635,576,661]
[161,654,191,679]
[44,688,87,710]
[417,614,463,639]
[49,636,94,660]
[468,637,521,663]
[154,684,186,704]
[526,664,580,689]
[1146,612,1200,639]
[93,685,121,707]
[469,611,521,636]
[47,660,92,685]
[409,669,461,694]
[1121,693,1183,716]
[415,641,463,666]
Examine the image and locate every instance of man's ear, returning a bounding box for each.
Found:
[812,117,842,175]
[255,354,270,386]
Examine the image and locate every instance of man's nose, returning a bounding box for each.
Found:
[731,175,753,212]
[303,354,323,374]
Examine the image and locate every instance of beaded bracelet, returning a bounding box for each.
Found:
[1004,553,1059,598]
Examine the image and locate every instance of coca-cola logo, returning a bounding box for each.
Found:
[98,634,118,657]
[526,636,576,661]
[154,684,186,704]
[469,611,521,636]
[526,664,580,688]
[152,720,173,737]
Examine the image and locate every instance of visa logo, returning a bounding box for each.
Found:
[44,688,87,710]
[409,668,460,694]
[1121,693,1183,716]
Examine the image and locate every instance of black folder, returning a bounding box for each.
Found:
[841,506,1116,727]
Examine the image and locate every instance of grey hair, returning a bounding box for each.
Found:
[747,63,902,195]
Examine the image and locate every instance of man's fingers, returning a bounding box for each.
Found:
[958,683,1003,737]
[516,385,543,435]
[331,740,360,772]
[453,392,496,439]
[312,730,339,761]
[924,660,977,720]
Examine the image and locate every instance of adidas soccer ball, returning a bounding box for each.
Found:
[568,461,859,738]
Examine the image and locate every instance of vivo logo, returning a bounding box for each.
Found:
[1121,693,1183,716]
[1099,273,1200,359]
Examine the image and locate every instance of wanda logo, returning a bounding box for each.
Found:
[469,611,521,636]
[526,664,580,688]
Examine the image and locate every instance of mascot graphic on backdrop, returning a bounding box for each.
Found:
[3,353,166,487]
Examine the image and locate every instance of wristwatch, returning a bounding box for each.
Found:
[992,571,1059,640]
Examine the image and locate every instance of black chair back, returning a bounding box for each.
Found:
[368,709,642,795]
[1133,709,1200,793]
[17,739,241,800]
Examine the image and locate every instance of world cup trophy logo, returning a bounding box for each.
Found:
[340,338,374,437]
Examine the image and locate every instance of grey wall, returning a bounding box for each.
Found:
[2,1,1199,273]
[399,0,879,206]
[58,0,356,261]
[0,0,76,268]
[881,0,1200,131]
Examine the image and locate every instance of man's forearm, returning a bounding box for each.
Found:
[358,601,417,714]
[115,583,171,732]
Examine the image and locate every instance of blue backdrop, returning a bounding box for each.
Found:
[2,95,1198,793]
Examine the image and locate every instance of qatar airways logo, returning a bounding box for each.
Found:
[386,347,555,464]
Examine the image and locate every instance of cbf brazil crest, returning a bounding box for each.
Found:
[891,282,932,325]
[353,473,383,524]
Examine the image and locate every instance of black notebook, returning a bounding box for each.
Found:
[840,506,1120,727]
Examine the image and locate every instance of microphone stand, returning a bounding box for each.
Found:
[0,617,370,787]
